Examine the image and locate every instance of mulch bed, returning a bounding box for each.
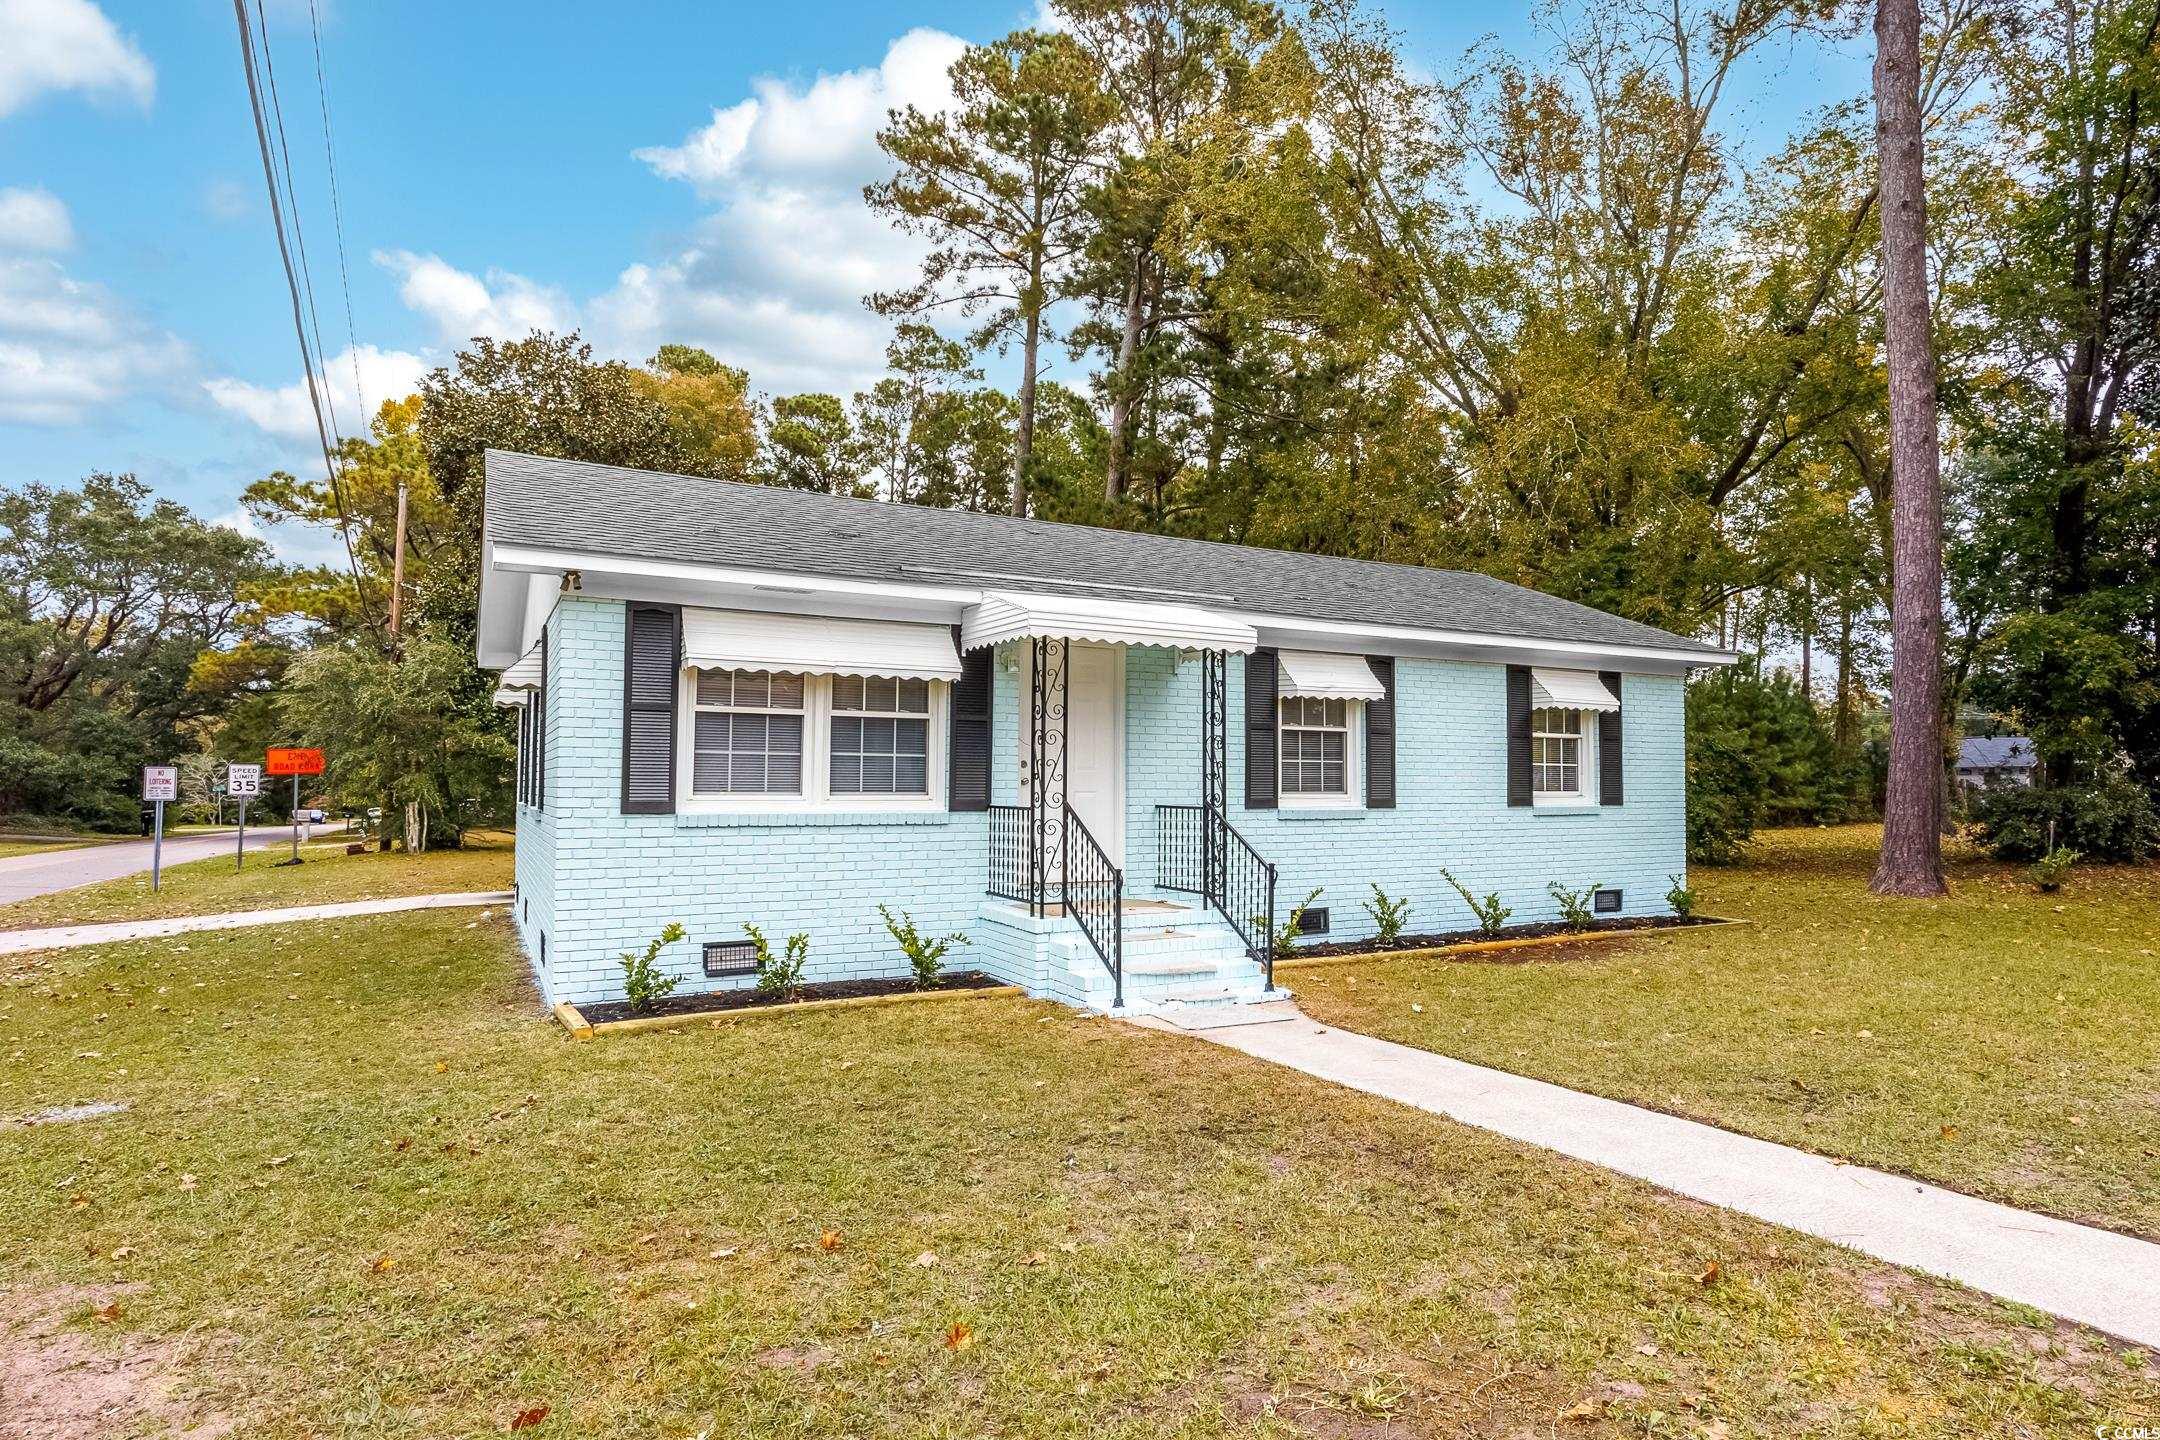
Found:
[1291,913,1723,960]
[578,970,1007,1025]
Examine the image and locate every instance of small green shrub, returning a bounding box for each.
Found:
[880,904,970,988]
[746,923,810,999]
[619,922,687,1012]
[1439,868,1511,938]
[1547,881,1599,931]
[1259,887,1324,961]
[1969,773,2160,862]
[2027,846,2081,893]
[1361,883,1412,947]
[1665,874,1695,918]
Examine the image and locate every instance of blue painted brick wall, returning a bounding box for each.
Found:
[513,602,1689,1005]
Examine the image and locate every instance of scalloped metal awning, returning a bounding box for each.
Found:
[958,590,1259,654]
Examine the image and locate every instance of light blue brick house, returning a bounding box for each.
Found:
[480,451,1734,1023]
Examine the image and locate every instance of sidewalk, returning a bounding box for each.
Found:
[1176,1004,2160,1348]
[0,890,513,956]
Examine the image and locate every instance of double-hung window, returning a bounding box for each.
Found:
[1280,696,1355,800]
[1531,707,1588,802]
[830,676,930,796]
[692,669,805,796]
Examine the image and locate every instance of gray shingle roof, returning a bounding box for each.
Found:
[1959,736,2036,770]
[484,450,1724,657]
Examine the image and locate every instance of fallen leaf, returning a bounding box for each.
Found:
[707,1247,739,1260]
[178,1173,197,1192]
[509,1405,550,1430]
[266,1155,292,1168]
[2067,1115,2086,1127]
[1940,1124,1959,1141]
[1410,1002,1424,1014]
[1635,1341,1660,1357]
[818,1230,843,1252]
[369,1256,397,1275]
[1695,1259,1721,1286]
[1560,1398,1601,1421]
[391,1137,412,1152]
[1019,1250,1049,1267]
[109,1245,135,1261]
[91,1300,123,1323]
[1856,1028,1873,1039]
[944,1322,975,1352]
[913,1251,939,1268]
[434,1061,448,1074]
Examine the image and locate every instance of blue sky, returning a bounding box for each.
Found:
[0,0,1869,563]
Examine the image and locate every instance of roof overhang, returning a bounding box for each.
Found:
[959,590,1258,654]
[476,542,1737,674]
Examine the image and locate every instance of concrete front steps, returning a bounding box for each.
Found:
[1048,901,1293,1027]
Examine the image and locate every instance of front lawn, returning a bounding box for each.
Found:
[1,907,2151,1437]
[1295,825,2160,1239]
[0,829,513,930]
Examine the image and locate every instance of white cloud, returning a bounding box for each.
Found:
[372,249,575,348]
[0,0,155,120]
[0,254,188,424]
[633,28,965,193]
[0,187,74,252]
[202,178,252,223]
[203,342,428,444]
[593,30,967,394]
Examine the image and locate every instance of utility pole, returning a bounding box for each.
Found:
[388,478,409,641]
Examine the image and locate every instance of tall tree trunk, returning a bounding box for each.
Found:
[1014,282,1041,520]
[1870,0,1949,897]
[1104,256,1144,503]
[1834,598,1856,752]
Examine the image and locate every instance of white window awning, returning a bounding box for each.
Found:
[1278,649,1387,701]
[682,606,963,683]
[1531,667,1620,712]
[492,643,543,706]
[959,590,1258,653]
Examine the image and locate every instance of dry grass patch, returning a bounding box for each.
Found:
[1296,824,2160,1238]
[0,829,512,930]
[0,906,2151,1436]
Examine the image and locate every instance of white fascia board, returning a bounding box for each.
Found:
[481,542,1736,672]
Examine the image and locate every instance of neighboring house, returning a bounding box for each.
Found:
[480,450,1736,1021]
[1957,736,2038,792]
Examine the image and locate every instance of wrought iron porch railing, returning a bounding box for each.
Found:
[1155,802,1278,992]
[987,804,1030,904]
[1061,803,1123,1009]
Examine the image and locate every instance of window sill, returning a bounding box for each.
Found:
[1277,805,1368,821]
[1531,800,1600,816]
[674,810,958,830]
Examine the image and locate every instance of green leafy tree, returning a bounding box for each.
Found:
[868,29,1113,516]
[763,394,873,497]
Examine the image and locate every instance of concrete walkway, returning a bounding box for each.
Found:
[0,891,513,956]
[1184,1004,2160,1348]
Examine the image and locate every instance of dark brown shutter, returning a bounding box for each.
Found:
[621,603,680,814]
[1244,647,1279,809]
[534,628,547,812]
[948,629,992,811]
[1364,656,1396,808]
[1598,670,1624,805]
[1505,665,1533,807]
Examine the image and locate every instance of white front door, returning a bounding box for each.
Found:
[1063,643,1125,867]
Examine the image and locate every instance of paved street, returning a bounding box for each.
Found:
[0,823,343,908]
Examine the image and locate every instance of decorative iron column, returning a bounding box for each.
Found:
[1201,650,1227,902]
[1028,636,1070,914]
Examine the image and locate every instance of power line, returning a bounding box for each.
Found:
[231,0,374,625]
[306,0,367,426]
[251,0,342,449]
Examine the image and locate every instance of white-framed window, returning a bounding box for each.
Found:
[1531,707,1593,803]
[679,668,946,811]
[1279,696,1361,806]
[830,675,931,796]
[692,669,806,796]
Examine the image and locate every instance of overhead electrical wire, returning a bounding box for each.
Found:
[306,0,367,426]
[231,0,375,624]
[251,0,343,449]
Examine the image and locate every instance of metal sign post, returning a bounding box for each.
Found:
[265,749,325,867]
[227,763,262,871]
[141,765,177,892]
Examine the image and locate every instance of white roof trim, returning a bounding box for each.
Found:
[1532,668,1620,712]
[1278,650,1387,701]
[960,590,1258,653]
[683,606,963,682]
